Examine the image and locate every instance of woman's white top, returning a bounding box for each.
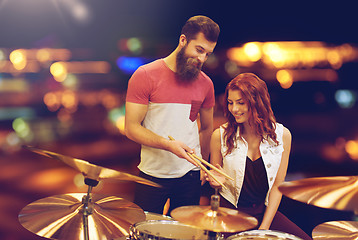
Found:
[219,123,284,207]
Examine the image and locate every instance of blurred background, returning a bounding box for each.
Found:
[0,0,357,239]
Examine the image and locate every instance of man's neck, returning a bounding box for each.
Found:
[163,48,179,72]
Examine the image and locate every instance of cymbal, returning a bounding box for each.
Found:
[24,145,161,188]
[170,205,258,233]
[312,221,358,240]
[18,193,146,240]
[279,176,358,212]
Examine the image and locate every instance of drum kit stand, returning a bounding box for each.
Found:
[18,146,357,239]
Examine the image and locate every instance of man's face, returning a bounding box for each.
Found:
[176,32,217,81]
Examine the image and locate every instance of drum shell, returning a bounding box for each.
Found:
[129,220,207,240]
[226,229,303,240]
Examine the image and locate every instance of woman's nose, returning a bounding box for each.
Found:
[232,103,240,112]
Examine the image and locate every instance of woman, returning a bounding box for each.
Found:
[206,73,312,240]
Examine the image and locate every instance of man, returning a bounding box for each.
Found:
[125,15,220,215]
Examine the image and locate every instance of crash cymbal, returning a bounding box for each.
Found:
[312,221,358,240]
[24,145,161,188]
[279,176,358,212]
[19,193,146,240]
[170,205,258,233]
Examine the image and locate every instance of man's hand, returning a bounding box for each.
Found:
[166,138,199,167]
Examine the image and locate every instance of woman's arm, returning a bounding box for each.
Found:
[206,128,226,188]
[259,126,292,229]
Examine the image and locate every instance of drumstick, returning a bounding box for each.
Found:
[186,152,226,189]
[168,136,233,181]
[191,154,234,181]
[168,136,226,189]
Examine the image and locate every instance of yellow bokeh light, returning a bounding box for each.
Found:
[57,108,73,123]
[43,92,61,112]
[61,90,77,109]
[243,42,262,62]
[276,70,293,89]
[226,48,254,67]
[9,49,27,70]
[9,49,25,65]
[50,62,67,82]
[36,48,51,62]
[345,140,358,160]
[327,50,342,69]
[227,41,358,72]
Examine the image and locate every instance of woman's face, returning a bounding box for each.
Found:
[227,89,249,124]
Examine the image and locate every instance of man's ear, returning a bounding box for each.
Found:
[179,34,187,47]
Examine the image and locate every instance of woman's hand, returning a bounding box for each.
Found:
[205,164,226,188]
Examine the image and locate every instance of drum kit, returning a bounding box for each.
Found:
[18,146,357,240]
[279,176,358,239]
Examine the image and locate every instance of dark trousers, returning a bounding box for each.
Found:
[220,197,313,240]
[133,170,201,215]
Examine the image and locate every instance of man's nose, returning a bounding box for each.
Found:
[197,53,206,63]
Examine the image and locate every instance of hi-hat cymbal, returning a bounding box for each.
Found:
[19,193,146,240]
[279,176,358,212]
[170,205,258,233]
[24,145,161,188]
[312,221,358,240]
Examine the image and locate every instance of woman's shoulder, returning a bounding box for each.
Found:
[213,123,228,139]
[275,122,291,143]
[212,127,221,138]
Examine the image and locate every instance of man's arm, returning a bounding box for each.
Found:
[125,101,198,165]
[198,107,214,161]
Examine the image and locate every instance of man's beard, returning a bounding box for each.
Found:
[176,46,202,81]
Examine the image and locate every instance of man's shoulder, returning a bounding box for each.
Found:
[197,71,214,87]
[140,59,164,71]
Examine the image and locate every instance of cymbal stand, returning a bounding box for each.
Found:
[207,189,224,240]
[81,178,99,240]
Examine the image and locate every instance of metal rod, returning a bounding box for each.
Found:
[82,182,95,240]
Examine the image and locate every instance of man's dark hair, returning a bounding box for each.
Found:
[181,15,220,43]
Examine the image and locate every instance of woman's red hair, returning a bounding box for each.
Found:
[223,73,278,155]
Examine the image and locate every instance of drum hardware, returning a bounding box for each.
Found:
[226,229,304,239]
[18,146,163,240]
[129,220,210,240]
[312,220,358,240]
[144,211,174,221]
[18,192,146,240]
[23,145,161,188]
[279,175,358,239]
[170,190,258,237]
[279,175,358,213]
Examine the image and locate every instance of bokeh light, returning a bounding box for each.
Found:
[335,89,357,109]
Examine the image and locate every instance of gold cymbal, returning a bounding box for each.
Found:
[24,145,161,188]
[312,221,358,240]
[170,205,258,233]
[279,176,358,212]
[19,193,146,240]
